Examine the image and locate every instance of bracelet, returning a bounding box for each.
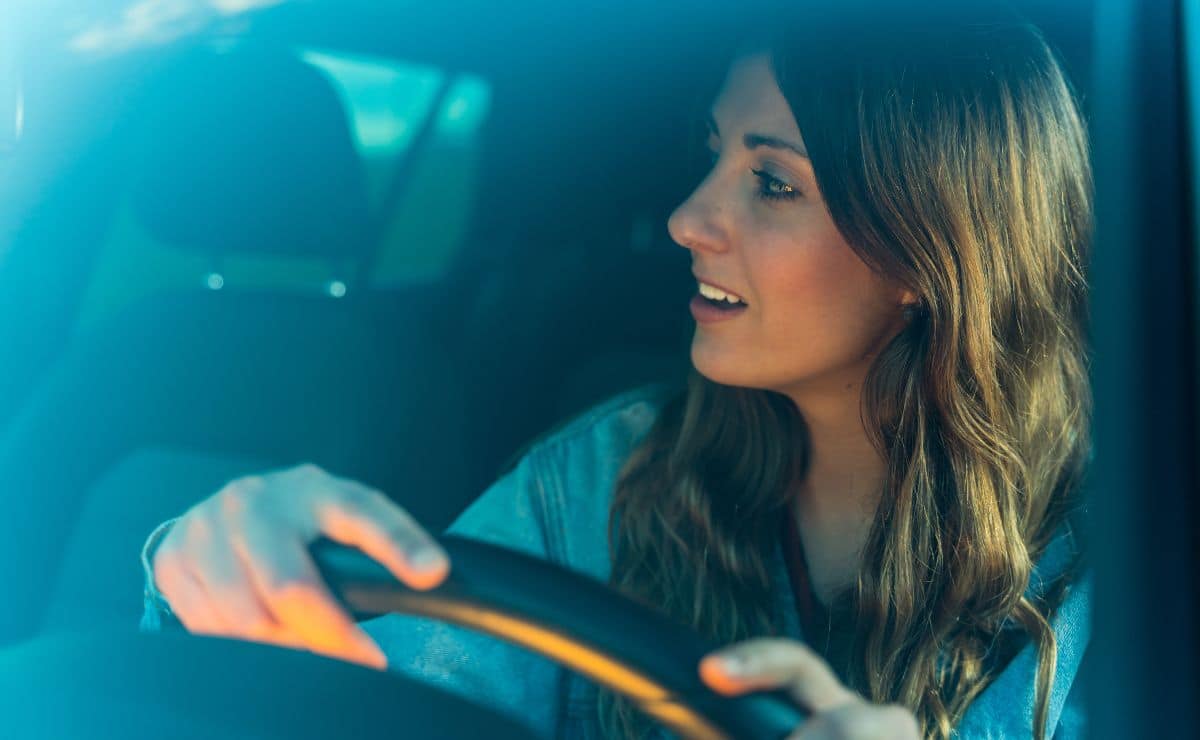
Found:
[140,516,182,615]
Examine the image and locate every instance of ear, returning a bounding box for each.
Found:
[898,288,920,308]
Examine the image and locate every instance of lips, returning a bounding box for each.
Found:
[690,293,749,323]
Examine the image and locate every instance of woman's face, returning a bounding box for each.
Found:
[669,52,914,401]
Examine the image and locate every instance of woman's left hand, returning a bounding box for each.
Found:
[699,638,920,739]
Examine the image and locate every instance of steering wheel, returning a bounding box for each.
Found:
[311,534,808,738]
[0,535,808,739]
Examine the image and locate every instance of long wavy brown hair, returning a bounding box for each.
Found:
[598,6,1092,739]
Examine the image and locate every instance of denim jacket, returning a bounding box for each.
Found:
[140,383,1090,739]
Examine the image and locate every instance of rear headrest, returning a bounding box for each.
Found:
[132,45,371,259]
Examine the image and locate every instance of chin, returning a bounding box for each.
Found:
[690,330,822,398]
[690,334,771,391]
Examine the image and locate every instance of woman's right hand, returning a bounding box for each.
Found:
[149,463,449,670]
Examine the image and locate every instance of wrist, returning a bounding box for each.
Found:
[140,517,181,614]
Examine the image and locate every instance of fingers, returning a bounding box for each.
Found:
[232,520,388,670]
[153,550,232,637]
[316,481,450,591]
[195,530,279,641]
[699,638,860,714]
[149,464,430,672]
[699,639,919,739]
[158,521,325,654]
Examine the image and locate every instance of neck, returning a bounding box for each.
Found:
[783,375,886,602]
[787,377,886,520]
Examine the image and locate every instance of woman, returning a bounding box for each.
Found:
[140,5,1092,739]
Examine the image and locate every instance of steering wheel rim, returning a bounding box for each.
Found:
[0,630,540,740]
[0,535,809,740]
[311,534,809,740]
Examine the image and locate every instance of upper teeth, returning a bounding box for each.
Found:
[699,281,745,304]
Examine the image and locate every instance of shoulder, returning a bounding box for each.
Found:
[514,382,681,470]
[950,514,1092,738]
[517,382,681,577]
[447,383,681,569]
[1027,516,1086,603]
[955,566,1093,738]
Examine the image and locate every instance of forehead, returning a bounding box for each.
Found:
[710,52,804,143]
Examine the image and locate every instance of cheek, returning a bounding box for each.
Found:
[689,213,900,391]
[755,222,876,326]
[749,232,897,378]
[766,247,877,329]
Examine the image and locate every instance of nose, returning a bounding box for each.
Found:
[667,181,730,257]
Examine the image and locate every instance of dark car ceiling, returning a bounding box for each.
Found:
[16,1,1094,130]
[11,1,1094,221]
[26,0,745,75]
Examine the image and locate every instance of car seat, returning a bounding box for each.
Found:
[0,45,468,644]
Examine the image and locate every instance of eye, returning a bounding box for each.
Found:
[752,168,800,201]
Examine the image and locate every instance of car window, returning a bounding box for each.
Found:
[72,45,492,333]
[301,48,491,285]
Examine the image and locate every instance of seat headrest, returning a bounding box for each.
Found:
[132,46,372,259]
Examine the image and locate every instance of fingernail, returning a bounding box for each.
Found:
[699,655,747,696]
[409,548,447,572]
[720,655,746,676]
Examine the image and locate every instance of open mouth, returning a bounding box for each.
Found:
[696,280,748,309]
[698,294,747,311]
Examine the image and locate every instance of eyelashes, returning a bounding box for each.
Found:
[752,168,800,201]
[699,148,802,203]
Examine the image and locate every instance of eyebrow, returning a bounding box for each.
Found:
[706,113,810,160]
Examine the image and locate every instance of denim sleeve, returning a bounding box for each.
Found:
[136,448,569,739]
[953,569,1093,739]
[359,447,568,739]
[1052,664,1086,739]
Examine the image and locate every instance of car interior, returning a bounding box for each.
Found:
[0,0,1195,738]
